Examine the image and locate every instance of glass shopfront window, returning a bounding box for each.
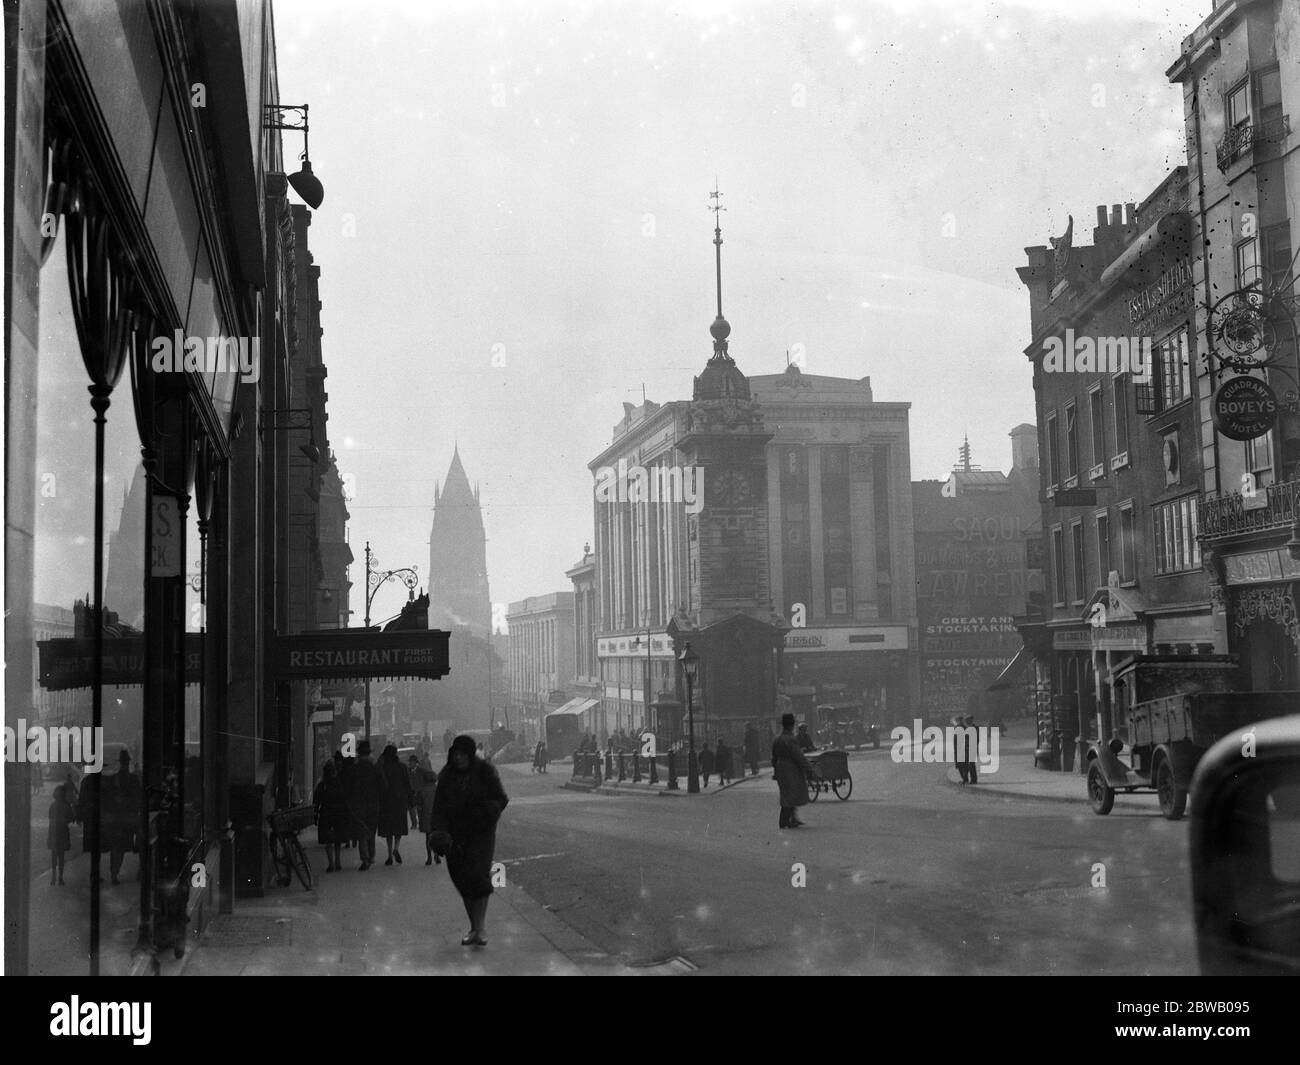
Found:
[184,493,205,843]
[27,236,146,975]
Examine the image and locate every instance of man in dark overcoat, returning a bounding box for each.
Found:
[772,713,816,829]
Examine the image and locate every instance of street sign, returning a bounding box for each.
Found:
[1052,488,1097,506]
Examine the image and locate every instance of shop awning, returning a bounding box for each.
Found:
[547,698,599,717]
[986,646,1033,691]
[273,629,450,681]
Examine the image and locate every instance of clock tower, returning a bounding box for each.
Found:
[667,186,788,734]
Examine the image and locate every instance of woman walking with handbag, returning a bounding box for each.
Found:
[428,735,510,947]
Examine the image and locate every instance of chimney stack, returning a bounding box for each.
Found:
[1009,423,1040,471]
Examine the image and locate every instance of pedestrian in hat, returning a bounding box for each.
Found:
[772,713,816,829]
[429,735,510,947]
[348,740,385,870]
[378,744,412,865]
[699,741,714,788]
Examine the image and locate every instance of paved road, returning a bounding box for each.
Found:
[493,750,1198,975]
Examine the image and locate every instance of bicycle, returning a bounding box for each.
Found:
[266,804,315,890]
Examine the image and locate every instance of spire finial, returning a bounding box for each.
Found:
[708,180,731,360]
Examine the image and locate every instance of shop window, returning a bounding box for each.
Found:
[1045,410,1061,490]
[1153,496,1201,575]
[1155,328,1191,410]
[1064,401,1079,485]
[1118,503,1136,585]
[1111,374,1130,466]
[1096,512,1112,584]
[1227,78,1251,130]
[1070,520,1086,604]
[1052,526,1066,606]
[1088,385,1105,479]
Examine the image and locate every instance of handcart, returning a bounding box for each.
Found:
[806,748,852,801]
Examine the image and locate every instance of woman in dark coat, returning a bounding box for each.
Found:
[347,741,385,870]
[429,735,510,947]
[378,744,412,865]
[699,742,714,787]
[772,713,816,829]
[418,767,440,865]
[313,761,350,872]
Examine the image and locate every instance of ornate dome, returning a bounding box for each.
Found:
[693,353,752,401]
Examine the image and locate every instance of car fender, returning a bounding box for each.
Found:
[1085,742,1131,788]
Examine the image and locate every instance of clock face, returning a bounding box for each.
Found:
[714,470,752,505]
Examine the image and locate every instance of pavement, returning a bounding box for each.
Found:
[28,730,1162,976]
[560,733,1144,810]
[939,735,1165,814]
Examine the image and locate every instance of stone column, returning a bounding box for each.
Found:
[849,446,878,620]
[767,446,784,615]
[808,447,825,620]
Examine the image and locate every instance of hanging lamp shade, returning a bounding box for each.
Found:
[288,158,324,209]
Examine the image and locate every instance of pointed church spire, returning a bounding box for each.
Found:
[708,181,731,362]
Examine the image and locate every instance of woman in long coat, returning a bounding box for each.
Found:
[347,742,385,870]
[313,761,350,872]
[429,735,510,947]
[378,744,412,865]
[418,767,440,865]
[772,713,816,829]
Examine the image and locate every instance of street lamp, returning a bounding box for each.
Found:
[680,642,700,794]
[632,625,653,735]
[363,540,419,740]
[263,104,325,209]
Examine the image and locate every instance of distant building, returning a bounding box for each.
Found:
[749,364,917,725]
[911,429,1041,724]
[428,447,491,639]
[507,592,576,739]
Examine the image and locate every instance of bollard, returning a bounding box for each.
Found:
[648,754,659,785]
[666,748,679,790]
[633,751,642,783]
[618,752,626,782]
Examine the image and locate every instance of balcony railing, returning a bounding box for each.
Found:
[1217,114,1291,172]
[1199,476,1300,540]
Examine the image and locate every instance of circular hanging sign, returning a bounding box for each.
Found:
[1211,376,1278,441]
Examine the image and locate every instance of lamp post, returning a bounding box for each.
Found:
[680,643,700,794]
[632,624,653,736]
[362,540,419,740]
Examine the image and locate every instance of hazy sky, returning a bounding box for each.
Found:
[271,0,1210,625]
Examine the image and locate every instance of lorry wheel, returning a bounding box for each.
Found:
[1086,762,1114,815]
[1156,759,1187,820]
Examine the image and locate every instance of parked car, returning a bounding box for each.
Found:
[1190,714,1300,974]
[1085,690,1299,820]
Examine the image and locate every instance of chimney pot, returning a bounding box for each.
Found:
[1125,202,1137,226]
[1096,205,1108,227]
[1110,204,1122,226]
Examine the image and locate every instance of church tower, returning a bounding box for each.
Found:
[428,447,491,639]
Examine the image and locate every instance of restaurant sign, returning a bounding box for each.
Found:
[274,629,451,681]
[38,635,202,691]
